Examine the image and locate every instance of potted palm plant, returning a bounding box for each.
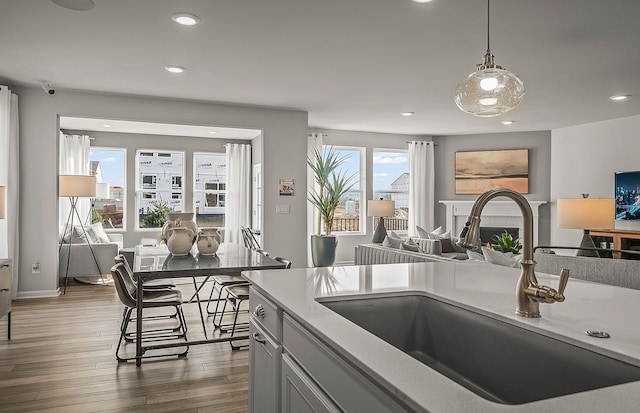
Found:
[308,146,357,267]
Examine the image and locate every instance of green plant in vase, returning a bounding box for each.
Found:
[490,231,522,254]
[308,146,357,266]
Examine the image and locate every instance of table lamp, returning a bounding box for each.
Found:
[368,199,395,243]
[557,197,614,257]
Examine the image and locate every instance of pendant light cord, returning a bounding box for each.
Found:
[486,0,491,54]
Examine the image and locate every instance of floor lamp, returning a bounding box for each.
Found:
[59,175,102,293]
[557,197,615,257]
[368,199,395,243]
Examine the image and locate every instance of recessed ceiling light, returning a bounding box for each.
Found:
[51,0,95,11]
[102,124,112,128]
[208,131,217,134]
[412,0,434,3]
[165,65,186,74]
[609,95,629,101]
[172,13,200,26]
[500,120,514,125]
[400,112,415,116]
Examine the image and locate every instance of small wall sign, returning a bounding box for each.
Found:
[279,179,295,196]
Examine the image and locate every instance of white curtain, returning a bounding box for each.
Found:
[307,133,323,266]
[59,134,92,231]
[0,86,19,299]
[224,143,252,245]
[408,141,435,237]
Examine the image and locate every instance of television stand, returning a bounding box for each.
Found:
[589,229,640,259]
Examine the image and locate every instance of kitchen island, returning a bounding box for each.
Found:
[242,261,640,412]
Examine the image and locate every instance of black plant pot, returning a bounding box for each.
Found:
[311,235,338,267]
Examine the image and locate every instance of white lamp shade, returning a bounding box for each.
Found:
[59,175,96,197]
[557,198,614,229]
[96,182,110,199]
[0,186,5,219]
[367,199,395,217]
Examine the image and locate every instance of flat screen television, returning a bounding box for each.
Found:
[615,171,640,220]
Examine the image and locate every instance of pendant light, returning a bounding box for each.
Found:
[454,0,525,117]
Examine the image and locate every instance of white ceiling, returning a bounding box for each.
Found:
[1,0,640,136]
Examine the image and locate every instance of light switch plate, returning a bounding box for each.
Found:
[276,205,290,214]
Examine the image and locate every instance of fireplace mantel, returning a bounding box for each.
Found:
[439,200,547,246]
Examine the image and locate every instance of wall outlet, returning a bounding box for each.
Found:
[31,262,41,274]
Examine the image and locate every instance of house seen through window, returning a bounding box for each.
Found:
[89,147,126,229]
[194,152,226,227]
[373,149,409,232]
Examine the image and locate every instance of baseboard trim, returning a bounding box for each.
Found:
[17,289,61,299]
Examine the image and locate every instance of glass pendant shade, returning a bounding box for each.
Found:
[454,63,525,117]
[454,0,525,117]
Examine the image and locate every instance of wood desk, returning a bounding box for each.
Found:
[132,243,286,366]
[0,259,11,340]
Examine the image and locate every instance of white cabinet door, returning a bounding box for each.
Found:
[249,319,281,413]
[281,354,341,413]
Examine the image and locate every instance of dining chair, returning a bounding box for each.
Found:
[114,254,178,332]
[223,256,292,349]
[114,255,176,290]
[110,262,189,362]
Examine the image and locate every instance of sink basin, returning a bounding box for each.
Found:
[318,294,640,404]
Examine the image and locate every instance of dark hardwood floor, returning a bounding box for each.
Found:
[0,279,249,413]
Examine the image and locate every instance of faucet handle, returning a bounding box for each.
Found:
[554,268,570,302]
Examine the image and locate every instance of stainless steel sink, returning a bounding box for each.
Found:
[318,294,640,404]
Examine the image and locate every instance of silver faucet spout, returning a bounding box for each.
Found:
[459,188,569,318]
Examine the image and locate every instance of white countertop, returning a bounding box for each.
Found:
[243,261,640,412]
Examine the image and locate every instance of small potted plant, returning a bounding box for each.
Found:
[490,231,522,254]
[308,146,356,267]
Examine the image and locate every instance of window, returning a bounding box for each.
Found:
[324,146,363,233]
[89,147,126,229]
[373,149,409,232]
[136,150,184,229]
[194,152,226,227]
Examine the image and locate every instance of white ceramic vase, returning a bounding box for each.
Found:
[165,226,195,256]
[162,212,198,244]
[196,228,221,255]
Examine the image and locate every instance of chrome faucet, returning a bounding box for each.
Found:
[458,188,569,318]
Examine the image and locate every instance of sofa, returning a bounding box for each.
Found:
[534,252,640,290]
[355,244,456,265]
[59,224,123,279]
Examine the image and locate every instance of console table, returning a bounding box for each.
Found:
[589,229,640,259]
[0,259,11,340]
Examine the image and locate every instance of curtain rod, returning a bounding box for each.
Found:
[308,133,329,137]
[406,140,437,145]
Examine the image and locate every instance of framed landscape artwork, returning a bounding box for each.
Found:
[455,149,529,194]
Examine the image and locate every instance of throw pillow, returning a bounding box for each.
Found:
[440,238,454,253]
[466,250,486,261]
[416,226,441,240]
[481,246,522,268]
[431,225,445,236]
[382,235,403,249]
[401,238,420,252]
[90,222,111,244]
[72,225,97,244]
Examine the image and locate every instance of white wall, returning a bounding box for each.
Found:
[310,128,429,265]
[550,114,640,250]
[14,86,307,297]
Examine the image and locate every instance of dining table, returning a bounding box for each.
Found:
[132,242,287,366]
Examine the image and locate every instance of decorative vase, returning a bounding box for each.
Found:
[162,212,198,244]
[311,235,338,267]
[196,228,221,255]
[165,226,195,256]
